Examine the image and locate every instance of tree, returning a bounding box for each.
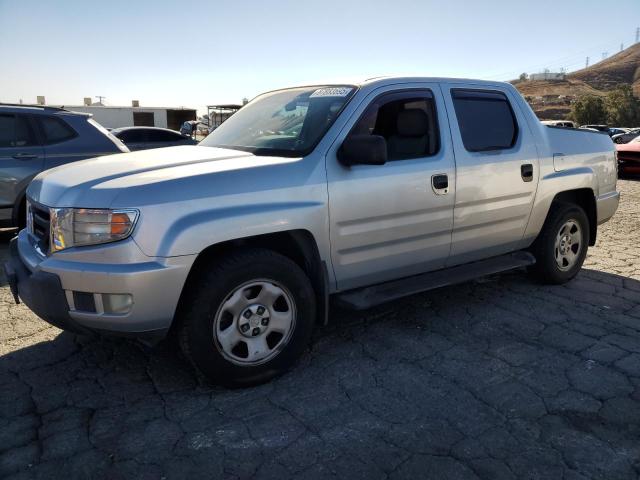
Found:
[570,95,606,125]
[604,85,640,126]
[519,73,528,82]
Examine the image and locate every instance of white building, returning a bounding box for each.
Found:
[45,100,196,130]
[529,72,566,81]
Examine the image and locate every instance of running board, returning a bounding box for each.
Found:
[333,251,536,310]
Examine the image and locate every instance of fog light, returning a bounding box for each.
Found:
[102,293,133,314]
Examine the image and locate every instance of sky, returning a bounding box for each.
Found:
[1,0,638,115]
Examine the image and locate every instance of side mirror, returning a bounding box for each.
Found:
[337,134,387,166]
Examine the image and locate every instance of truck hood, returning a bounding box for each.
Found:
[27,145,299,208]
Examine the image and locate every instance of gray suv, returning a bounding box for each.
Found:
[0,104,128,227]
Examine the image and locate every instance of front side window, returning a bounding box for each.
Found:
[349,91,439,161]
[0,114,37,148]
[451,89,518,152]
[200,85,356,157]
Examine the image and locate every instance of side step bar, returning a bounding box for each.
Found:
[333,251,536,310]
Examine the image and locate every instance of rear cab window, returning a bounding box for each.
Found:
[451,89,518,152]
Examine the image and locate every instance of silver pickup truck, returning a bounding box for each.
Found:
[5,77,619,386]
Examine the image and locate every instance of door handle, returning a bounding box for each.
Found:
[521,164,533,182]
[12,153,38,160]
[431,174,449,194]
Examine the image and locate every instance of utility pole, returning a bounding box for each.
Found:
[636,27,639,44]
[602,52,608,61]
[620,43,624,52]
[95,95,105,105]
[585,56,589,68]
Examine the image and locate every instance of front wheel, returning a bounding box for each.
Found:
[178,248,316,387]
[529,203,589,284]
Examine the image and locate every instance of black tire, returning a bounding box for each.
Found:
[16,197,27,230]
[178,248,316,387]
[528,203,589,285]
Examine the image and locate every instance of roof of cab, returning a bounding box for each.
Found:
[254,76,516,100]
[356,76,512,88]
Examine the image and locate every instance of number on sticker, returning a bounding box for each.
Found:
[310,87,353,98]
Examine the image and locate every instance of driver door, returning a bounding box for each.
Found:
[326,84,456,291]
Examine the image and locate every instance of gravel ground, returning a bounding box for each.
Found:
[1,181,639,480]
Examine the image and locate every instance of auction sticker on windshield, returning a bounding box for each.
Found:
[310,87,353,98]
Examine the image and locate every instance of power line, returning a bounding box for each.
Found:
[482,30,638,81]
[481,39,625,80]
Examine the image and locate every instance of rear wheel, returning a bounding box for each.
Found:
[529,203,589,284]
[178,248,316,387]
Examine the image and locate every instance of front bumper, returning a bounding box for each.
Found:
[5,238,89,335]
[5,230,195,339]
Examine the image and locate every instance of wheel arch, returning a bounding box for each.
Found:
[11,190,27,229]
[172,229,329,335]
[549,188,597,246]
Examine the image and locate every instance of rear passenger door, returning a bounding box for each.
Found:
[327,85,456,290]
[441,84,539,265]
[0,113,44,223]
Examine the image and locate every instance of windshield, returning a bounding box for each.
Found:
[200,85,356,156]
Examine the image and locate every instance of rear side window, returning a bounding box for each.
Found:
[38,116,77,144]
[117,130,146,143]
[147,130,181,142]
[0,114,37,147]
[451,89,518,152]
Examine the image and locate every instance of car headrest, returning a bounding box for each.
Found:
[397,109,429,137]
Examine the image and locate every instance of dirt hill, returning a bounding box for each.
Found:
[513,43,640,120]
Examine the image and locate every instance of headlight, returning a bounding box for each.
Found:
[50,208,138,252]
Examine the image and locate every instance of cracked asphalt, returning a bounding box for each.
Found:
[1,181,640,480]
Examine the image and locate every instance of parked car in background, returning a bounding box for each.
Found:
[5,78,619,387]
[580,124,610,133]
[615,136,640,176]
[541,120,575,128]
[608,127,628,138]
[0,104,128,228]
[612,128,640,144]
[111,127,197,151]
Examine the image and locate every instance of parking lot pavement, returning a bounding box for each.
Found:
[0,183,639,480]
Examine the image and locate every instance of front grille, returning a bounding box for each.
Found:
[29,202,50,253]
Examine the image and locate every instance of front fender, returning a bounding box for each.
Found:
[152,201,327,257]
